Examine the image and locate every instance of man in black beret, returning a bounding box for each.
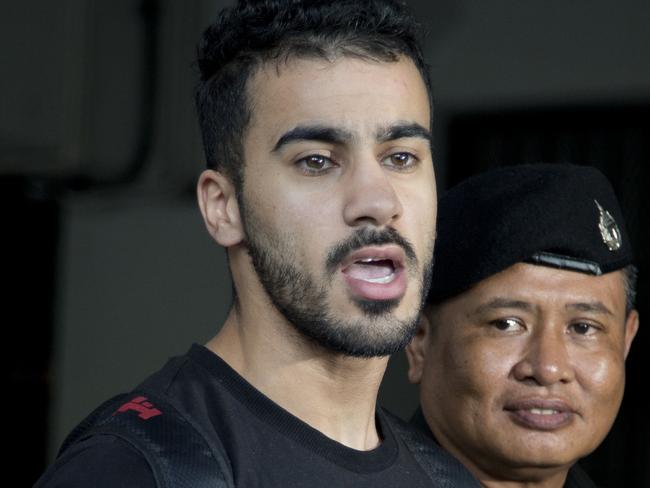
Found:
[406,163,639,488]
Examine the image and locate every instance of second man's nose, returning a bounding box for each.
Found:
[512,326,575,387]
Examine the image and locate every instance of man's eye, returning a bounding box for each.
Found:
[382,152,418,170]
[296,155,336,175]
[569,322,598,336]
[490,318,524,332]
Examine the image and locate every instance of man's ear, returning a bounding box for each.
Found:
[197,169,244,247]
[623,309,639,359]
[406,313,431,385]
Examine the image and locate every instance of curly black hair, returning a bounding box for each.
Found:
[195,0,432,190]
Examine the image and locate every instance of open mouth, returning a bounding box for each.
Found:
[504,399,576,431]
[339,247,408,301]
[343,258,397,284]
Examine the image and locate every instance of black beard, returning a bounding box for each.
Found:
[241,201,433,357]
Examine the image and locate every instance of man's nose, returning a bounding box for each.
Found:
[342,155,403,228]
[512,324,575,386]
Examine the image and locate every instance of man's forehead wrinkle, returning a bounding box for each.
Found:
[265,52,399,79]
[271,54,342,76]
[472,295,616,319]
[473,297,535,315]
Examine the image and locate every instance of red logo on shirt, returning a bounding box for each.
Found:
[114,396,162,420]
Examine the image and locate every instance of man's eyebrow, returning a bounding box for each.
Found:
[473,298,534,315]
[376,122,432,144]
[566,301,614,316]
[272,125,353,152]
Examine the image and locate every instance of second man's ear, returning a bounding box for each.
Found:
[197,169,244,247]
[623,309,640,360]
[405,313,431,385]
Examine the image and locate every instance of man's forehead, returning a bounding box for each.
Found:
[247,56,429,113]
[461,263,626,314]
[243,57,431,153]
[252,53,421,81]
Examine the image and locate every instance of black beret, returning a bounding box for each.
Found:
[428,163,633,303]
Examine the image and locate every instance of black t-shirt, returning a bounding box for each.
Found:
[36,345,435,487]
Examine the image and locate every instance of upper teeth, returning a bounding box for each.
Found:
[529,408,559,415]
[360,258,379,263]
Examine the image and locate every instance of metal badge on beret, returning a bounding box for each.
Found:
[595,200,622,252]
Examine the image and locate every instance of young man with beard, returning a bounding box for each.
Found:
[407,164,639,488]
[35,1,479,486]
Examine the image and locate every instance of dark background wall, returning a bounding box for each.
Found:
[2,1,648,485]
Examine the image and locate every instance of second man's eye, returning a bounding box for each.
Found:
[490,318,524,332]
[569,322,599,336]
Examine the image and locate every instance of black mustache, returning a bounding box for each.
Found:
[325,227,417,276]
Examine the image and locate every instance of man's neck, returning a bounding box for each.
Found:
[478,473,569,488]
[205,307,389,451]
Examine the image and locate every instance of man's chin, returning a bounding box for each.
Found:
[352,297,400,316]
[293,310,421,358]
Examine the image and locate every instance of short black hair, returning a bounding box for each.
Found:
[195,0,432,190]
[622,264,638,315]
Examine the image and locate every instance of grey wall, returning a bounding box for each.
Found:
[413,0,650,187]
[49,191,231,455]
[423,0,650,108]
